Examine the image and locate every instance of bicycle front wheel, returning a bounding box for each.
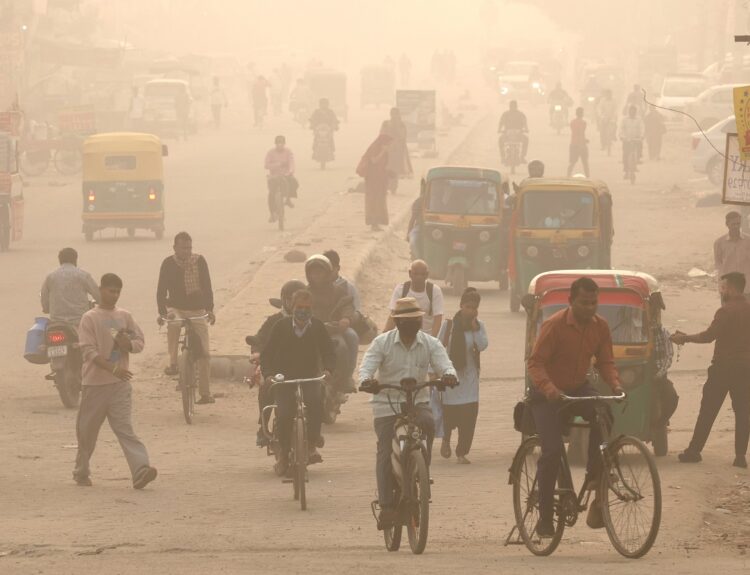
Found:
[294,416,307,510]
[405,449,430,555]
[600,435,661,558]
[511,436,564,556]
[178,351,195,425]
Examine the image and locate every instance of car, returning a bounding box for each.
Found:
[497,61,545,101]
[691,115,735,186]
[142,79,197,138]
[657,73,709,126]
[686,84,743,130]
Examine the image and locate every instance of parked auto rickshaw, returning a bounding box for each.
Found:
[305,70,348,121]
[523,270,672,457]
[416,166,509,294]
[81,133,168,241]
[508,177,613,312]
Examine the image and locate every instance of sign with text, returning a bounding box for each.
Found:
[732,86,750,161]
[722,133,750,205]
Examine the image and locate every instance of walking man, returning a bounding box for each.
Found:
[384,260,444,337]
[714,211,750,294]
[157,231,216,404]
[74,273,157,489]
[567,107,590,177]
[672,272,750,469]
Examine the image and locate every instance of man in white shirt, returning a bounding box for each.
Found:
[715,211,750,294]
[359,297,457,528]
[384,260,444,337]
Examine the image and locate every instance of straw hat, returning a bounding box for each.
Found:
[391,297,425,318]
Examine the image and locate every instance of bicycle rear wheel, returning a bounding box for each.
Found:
[511,436,565,556]
[276,187,285,231]
[178,351,195,424]
[405,450,430,555]
[294,416,307,510]
[600,435,661,558]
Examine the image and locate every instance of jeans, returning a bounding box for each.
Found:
[340,328,359,384]
[167,308,211,397]
[274,382,322,456]
[374,403,434,508]
[687,362,750,457]
[530,383,602,523]
[74,382,150,481]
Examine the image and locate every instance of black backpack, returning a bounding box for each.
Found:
[401,281,434,316]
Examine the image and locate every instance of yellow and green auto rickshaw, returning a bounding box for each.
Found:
[416,166,509,294]
[523,270,673,457]
[508,177,613,311]
[81,133,168,241]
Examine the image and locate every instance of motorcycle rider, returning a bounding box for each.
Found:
[498,100,529,163]
[260,289,335,474]
[619,105,645,177]
[359,297,457,528]
[264,135,298,222]
[596,89,617,150]
[249,280,306,447]
[309,98,339,164]
[547,82,573,125]
[41,247,100,326]
[305,255,359,392]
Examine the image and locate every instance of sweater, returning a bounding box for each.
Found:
[260,317,336,380]
[156,255,214,316]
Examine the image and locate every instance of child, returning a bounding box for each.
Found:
[73,273,157,489]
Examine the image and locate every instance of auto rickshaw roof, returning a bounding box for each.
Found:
[517,177,610,194]
[426,166,502,183]
[83,132,163,153]
[529,270,659,299]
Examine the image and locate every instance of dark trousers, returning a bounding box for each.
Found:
[274,383,322,455]
[443,402,479,457]
[687,362,750,457]
[567,143,590,176]
[374,404,434,509]
[530,384,602,523]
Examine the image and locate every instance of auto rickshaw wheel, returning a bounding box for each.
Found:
[451,266,467,295]
[84,229,94,242]
[651,424,668,457]
[127,227,136,238]
[155,229,164,240]
[509,285,521,313]
[498,270,508,291]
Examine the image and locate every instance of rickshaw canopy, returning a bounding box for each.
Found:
[82,132,165,181]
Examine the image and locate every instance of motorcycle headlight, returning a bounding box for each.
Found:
[577,245,591,258]
[554,104,562,111]
[526,245,539,258]
[479,230,491,242]
[532,82,541,89]
[431,228,443,241]
[500,86,509,95]
[587,96,596,102]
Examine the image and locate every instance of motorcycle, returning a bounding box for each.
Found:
[44,321,82,408]
[312,123,335,170]
[499,129,524,175]
[551,104,566,135]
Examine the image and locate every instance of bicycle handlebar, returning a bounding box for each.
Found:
[559,392,626,402]
[358,377,458,395]
[160,314,209,325]
[269,374,326,390]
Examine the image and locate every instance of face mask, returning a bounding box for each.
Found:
[294,309,312,323]
[397,319,422,338]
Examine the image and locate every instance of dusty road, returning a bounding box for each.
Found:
[1,96,748,574]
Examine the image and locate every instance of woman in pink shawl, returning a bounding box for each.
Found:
[357,133,393,231]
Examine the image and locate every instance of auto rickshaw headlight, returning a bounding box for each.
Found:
[431,228,444,241]
[577,245,591,258]
[619,367,640,389]
[479,230,491,243]
[87,190,95,202]
[526,245,539,258]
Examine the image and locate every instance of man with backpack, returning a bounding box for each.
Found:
[384,260,444,337]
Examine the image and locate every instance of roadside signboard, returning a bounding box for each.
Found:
[722,133,750,205]
[733,85,750,161]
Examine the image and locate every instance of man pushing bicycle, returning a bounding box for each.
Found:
[527,277,624,537]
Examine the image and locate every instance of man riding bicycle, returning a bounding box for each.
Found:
[526,277,624,537]
[264,135,298,223]
[260,289,335,474]
[619,105,645,178]
[359,297,457,529]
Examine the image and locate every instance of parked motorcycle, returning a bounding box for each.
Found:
[312,123,335,170]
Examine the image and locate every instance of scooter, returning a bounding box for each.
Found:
[312,123,335,170]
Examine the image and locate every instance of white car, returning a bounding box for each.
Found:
[686,83,743,130]
[691,115,735,186]
[657,74,708,126]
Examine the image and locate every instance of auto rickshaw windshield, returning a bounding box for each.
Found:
[538,302,648,345]
[427,178,499,215]
[522,190,596,229]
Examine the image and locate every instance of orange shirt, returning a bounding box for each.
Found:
[528,308,619,397]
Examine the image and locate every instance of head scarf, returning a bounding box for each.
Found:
[174,254,202,296]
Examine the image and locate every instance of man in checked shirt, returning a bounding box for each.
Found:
[527,277,624,537]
